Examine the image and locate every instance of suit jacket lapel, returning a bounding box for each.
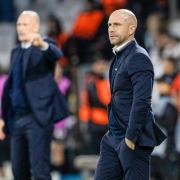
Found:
[9,47,21,74]
[110,42,135,91]
[109,56,116,84]
[22,47,32,79]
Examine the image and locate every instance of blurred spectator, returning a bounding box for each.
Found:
[71,0,103,40]
[101,0,127,16]
[53,61,72,142]
[0,69,9,178]
[170,74,180,112]
[126,0,158,46]
[79,56,110,154]
[155,76,178,156]
[156,0,169,15]
[125,0,168,48]
[46,14,69,67]
[152,57,178,103]
[51,140,66,173]
[47,14,69,49]
[51,62,73,174]
[160,57,178,83]
[171,74,180,180]
[54,62,71,99]
[152,76,178,180]
[144,12,164,51]
[152,56,178,112]
[145,13,168,78]
[64,0,112,64]
[155,25,180,60]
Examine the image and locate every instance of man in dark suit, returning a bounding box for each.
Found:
[94,9,166,180]
[0,11,69,180]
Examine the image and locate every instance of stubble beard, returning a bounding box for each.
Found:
[110,36,126,46]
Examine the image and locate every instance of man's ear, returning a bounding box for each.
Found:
[34,23,40,34]
[128,25,135,36]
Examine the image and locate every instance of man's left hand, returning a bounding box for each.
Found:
[31,33,48,49]
[125,137,135,150]
[0,120,5,140]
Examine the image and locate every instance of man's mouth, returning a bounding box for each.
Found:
[110,36,116,38]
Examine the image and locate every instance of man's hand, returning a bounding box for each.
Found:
[0,120,5,140]
[31,34,49,49]
[125,137,135,150]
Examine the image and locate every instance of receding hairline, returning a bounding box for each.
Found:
[19,10,40,23]
[110,9,137,27]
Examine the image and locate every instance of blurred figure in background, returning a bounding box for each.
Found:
[64,0,111,64]
[153,56,179,108]
[145,13,168,78]
[144,12,164,52]
[0,10,69,180]
[171,74,180,112]
[155,27,180,59]
[54,61,71,99]
[101,0,127,16]
[170,74,180,180]
[46,14,72,82]
[46,14,69,67]
[152,76,178,180]
[0,66,9,178]
[151,23,180,75]
[151,55,179,180]
[161,56,178,81]
[155,76,178,157]
[46,14,69,50]
[51,61,72,172]
[79,55,110,154]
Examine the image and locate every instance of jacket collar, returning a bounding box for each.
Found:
[112,38,135,55]
[109,39,137,92]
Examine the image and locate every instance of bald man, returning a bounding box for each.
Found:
[94,9,166,180]
[0,11,69,180]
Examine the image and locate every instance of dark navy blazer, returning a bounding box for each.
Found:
[2,41,70,133]
[108,40,166,147]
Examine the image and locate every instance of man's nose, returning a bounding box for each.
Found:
[109,26,115,32]
[109,29,114,34]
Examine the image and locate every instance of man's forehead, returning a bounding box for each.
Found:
[18,14,32,20]
[108,13,127,23]
[108,10,137,26]
[18,11,39,21]
[17,14,38,25]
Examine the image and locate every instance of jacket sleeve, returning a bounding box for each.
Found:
[125,53,154,143]
[43,43,63,61]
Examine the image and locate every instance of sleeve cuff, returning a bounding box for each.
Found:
[125,129,140,143]
[40,42,49,51]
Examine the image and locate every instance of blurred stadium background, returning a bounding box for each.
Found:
[0,0,180,179]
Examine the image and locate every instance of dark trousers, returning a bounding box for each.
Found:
[88,122,107,154]
[95,131,153,180]
[11,114,53,180]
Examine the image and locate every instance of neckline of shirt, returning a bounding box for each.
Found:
[21,42,32,49]
[112,39,134,55]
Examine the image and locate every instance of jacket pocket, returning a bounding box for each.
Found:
[39,85,56,98]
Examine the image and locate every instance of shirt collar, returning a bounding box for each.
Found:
[21,42,32,49]
[112,39,134,54]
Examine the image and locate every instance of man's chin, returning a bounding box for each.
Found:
[18,37,24,42]
[19,38,30,43]
[110,41,117,45]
